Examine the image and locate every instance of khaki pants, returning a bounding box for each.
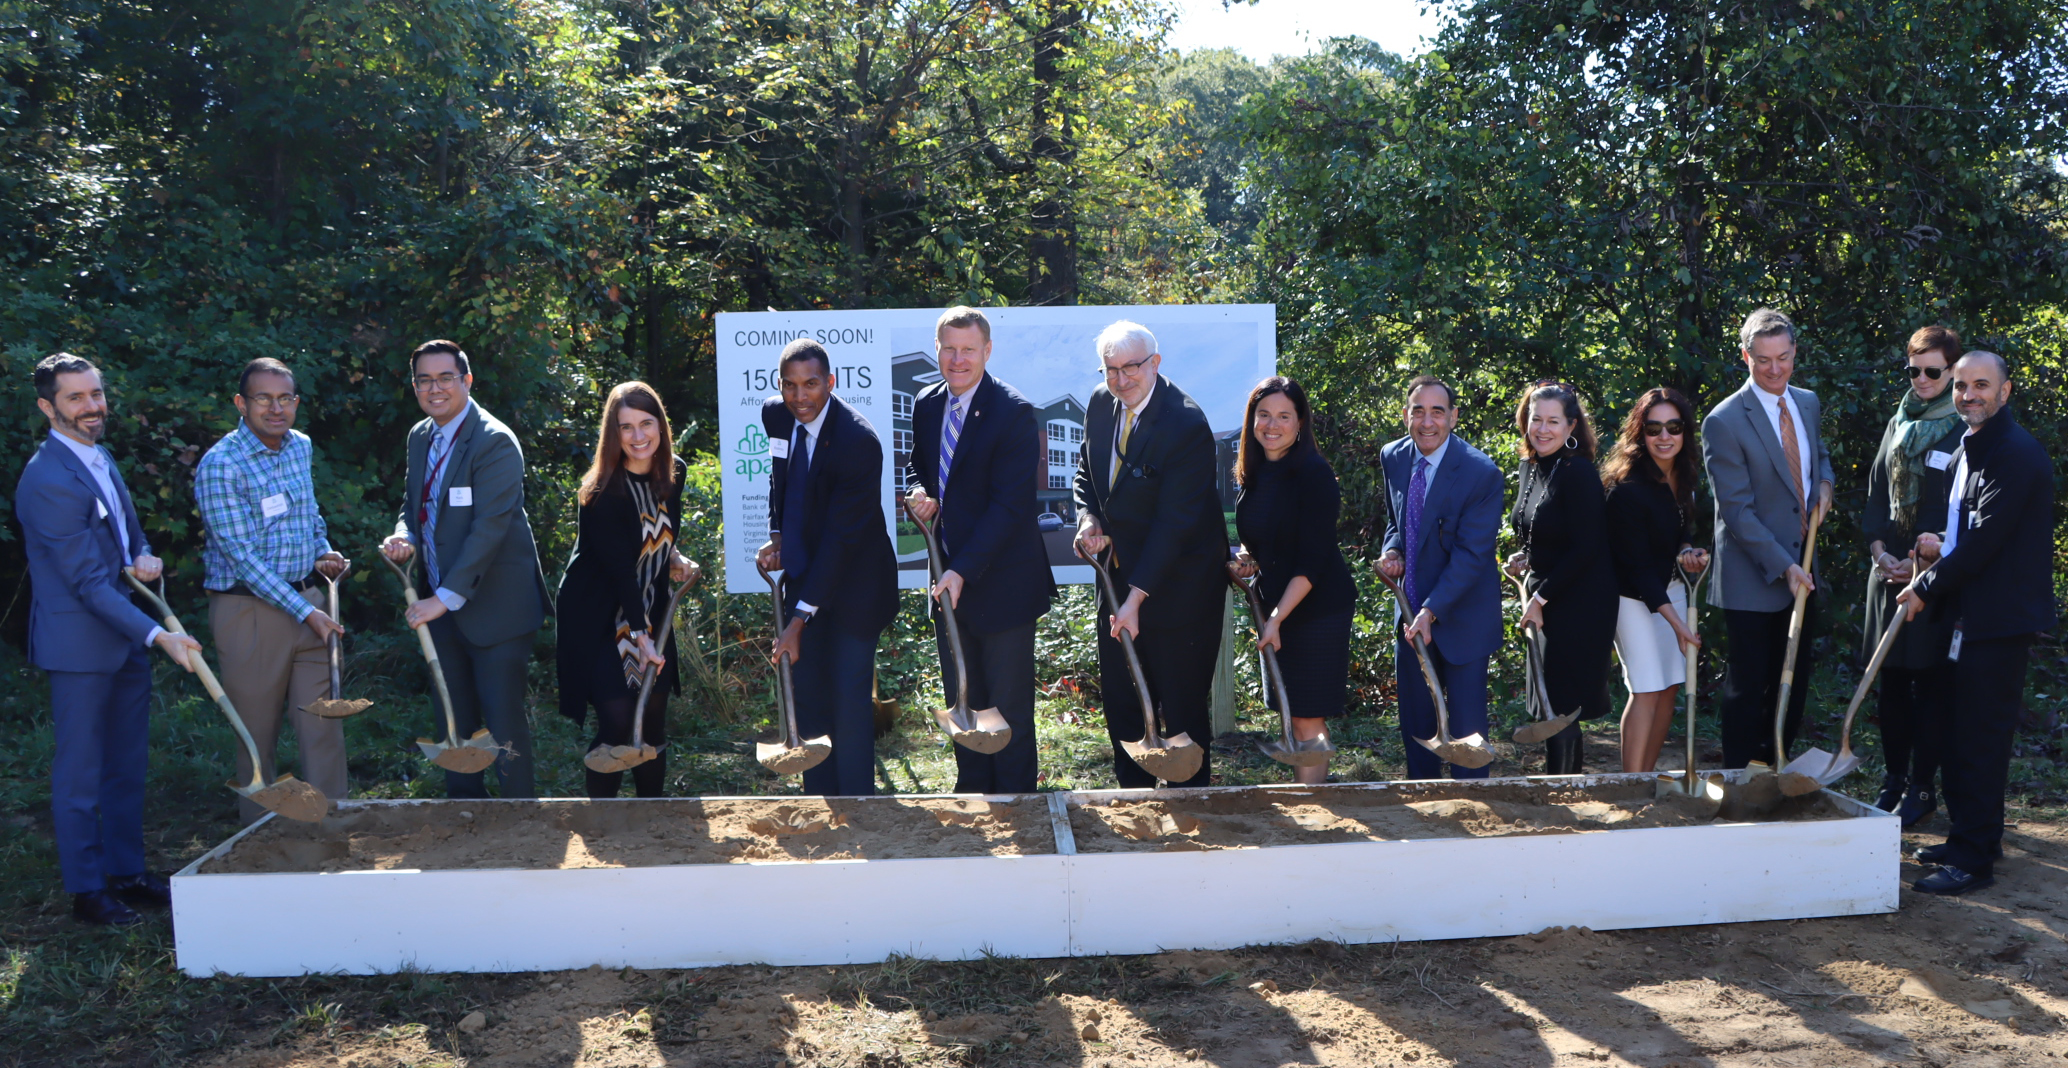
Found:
[208,589,345,823]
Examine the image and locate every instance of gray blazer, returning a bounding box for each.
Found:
[1701,379,1834,613]
[391,402,550,645]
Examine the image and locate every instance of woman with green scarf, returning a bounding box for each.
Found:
[1860,324,1966,828]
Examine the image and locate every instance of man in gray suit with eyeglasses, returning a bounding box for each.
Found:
[1702,308,1834,770]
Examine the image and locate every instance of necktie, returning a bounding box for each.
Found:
[939,395,965,495]
[1404,457,1429,613]
[420,431,450,589]
[91,455,130,559]
[781,424,811,588]
[1110,406,1136,485]
[1777,398,1807,536]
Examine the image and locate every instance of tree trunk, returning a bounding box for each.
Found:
[1027,1,1081,306]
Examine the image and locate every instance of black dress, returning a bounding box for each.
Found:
[1604,475,1695,613]
[1511,448,1617,772]
[556,457,687,797]
[1234,447,1355,718]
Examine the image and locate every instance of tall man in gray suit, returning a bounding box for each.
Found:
[381,340,550,799]
[1701,308,1834,769]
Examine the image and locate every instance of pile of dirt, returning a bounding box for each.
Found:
[1069,779,1845,853]
[204,796,1054,874]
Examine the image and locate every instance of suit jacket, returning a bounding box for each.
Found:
[906,373,1054,634]
[1913,410,2056,641]
[762,394,899,638]
[1069,375,1226,613]
[1379,435,1504,663]
[390,402,549,646]
[16,435,160,673]
[1701,379,1835,613]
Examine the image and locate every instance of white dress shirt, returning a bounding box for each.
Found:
[1942,428,1975,557]
[1749,384,1813,506]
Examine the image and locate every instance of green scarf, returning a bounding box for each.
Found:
[1888,388,1959,528]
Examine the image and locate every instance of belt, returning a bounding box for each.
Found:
[213,575,323,598]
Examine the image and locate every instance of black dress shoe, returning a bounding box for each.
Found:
[1914,865,1994,896]
[73,890,143,927]
[1898,787,1937,830]
[1874,774,1907,812]
[1916,842,1950,864]
[107,872,171,907]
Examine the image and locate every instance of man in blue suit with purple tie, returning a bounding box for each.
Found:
[1376,376,1505,780]
[16,354,200,925]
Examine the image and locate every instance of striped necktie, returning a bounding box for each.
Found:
[420,430,451,589]
[939,393,966,495]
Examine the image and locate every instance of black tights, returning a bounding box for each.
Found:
[1878,662,1951,788]
[584,689,669,799]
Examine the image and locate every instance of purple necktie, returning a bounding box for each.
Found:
[1404,456,1429,612]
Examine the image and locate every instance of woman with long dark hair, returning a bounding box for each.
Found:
[556,381,700,798]
[1228,377,1355,784]
[1601,388,1709,772]
[1505,381,1616,774]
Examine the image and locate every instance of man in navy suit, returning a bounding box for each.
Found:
[1376,375,1504,780]
[755,339,898,796]
[16,353,200,926]
[903,307,1055,794]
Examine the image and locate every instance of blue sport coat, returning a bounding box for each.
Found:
[1379,434,1504,664]
[16,435,159,673]
[906,372,1054,634]
[763,393,899,638]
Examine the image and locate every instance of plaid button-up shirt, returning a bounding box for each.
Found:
[194,422,333,621]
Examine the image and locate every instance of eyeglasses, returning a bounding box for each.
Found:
[1643,419,1687,438]
[1099,355,1155,382]
[243,393,298,411]
[413,373,464,393]
[1906,365,1946,380]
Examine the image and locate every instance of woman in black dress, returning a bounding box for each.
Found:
[1505,381,1617,775]
[557,381,700,798]
[1861,325,1965,826]
[1229,377,1355,785]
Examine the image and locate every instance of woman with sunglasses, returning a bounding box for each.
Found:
[1860,325,1966,827]
[1602,388,1708,772]
[1505,381,1616,774]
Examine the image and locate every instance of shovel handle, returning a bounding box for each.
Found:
[1079,541,1163,748]
[1836,553,1935,750]
[632,579,697,746]
[1374,568,1453,743]
[1678,561,1707,787]
[913,511,978,715]
[1231,575,1296,733]
[758,562,807,749]
[324,570,346,700]
[121,570,268,785]
[1771,508,1824,770]
[380,552,465,747]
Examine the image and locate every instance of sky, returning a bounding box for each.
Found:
[1163,0,1452,63]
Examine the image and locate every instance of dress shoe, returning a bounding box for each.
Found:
[1913,865,1994,896]
[107,872,172,907]
[1915,842,1949,864]
[1898,786,1938,830]
[73,890,143,927]
[1874,774,1907,813]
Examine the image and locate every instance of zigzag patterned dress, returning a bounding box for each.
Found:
[555,458,686,725]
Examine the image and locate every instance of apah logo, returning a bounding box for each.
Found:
[734,424,773,479]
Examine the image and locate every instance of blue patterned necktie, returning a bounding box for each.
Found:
[420,430,451,589]
[1403,456,1429,612]
[939,393,966,495]
[781,424,810,587]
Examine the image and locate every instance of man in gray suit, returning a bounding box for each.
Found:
[1701,308,1834,769]
[380,340,550,798]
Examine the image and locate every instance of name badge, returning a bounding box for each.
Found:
[448,486,473,507]
[260,492,289,518]
[1925,450,1952,470]
[1948,625,1964,662]
[770,438,790,459]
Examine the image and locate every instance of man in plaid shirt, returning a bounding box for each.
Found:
[194,357,350,822]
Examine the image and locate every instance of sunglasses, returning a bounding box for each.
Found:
[1643,419,1687,438]
[1906,365,1946,380]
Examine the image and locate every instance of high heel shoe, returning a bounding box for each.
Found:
[1874,773,1908,813]
[1898,785,1937,829]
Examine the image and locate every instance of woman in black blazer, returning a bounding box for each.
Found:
[1229,377,1354,785]
[1505,382,1617,775]
[1860,326,1965,826]
[557,382,700,798]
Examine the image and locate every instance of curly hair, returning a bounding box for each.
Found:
[1600,387,1699,520]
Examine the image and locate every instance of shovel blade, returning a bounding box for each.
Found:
[1782,747,1860,791]
[757,734,833,776]
[934,705,1012,755]
[1511,711,1580,745]
[422,740,498,774]
[1657,772,1726,818]
[302,698,374,720]
[1122,732,1204,783]
[1717,772,1787,822]
[582,743,643,774]
[1259,737,1333,768]
[237,775,331,823]
[1437,732,1496,770]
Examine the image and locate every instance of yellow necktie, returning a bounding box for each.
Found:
[1119,408,1135,456]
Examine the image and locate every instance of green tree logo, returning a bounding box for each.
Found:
[737,424,769,456]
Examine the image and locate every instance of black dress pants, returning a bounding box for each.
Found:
[934,618,1039,794]
[1098,593,1220,788]
[1878,661,1953,788]
[428,617,538,799]
[585,684,669,798]
[1940,634,2033,877]
[1719,600,1820,769]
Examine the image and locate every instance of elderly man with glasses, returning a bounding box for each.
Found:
[194,357,352,822]
[380,340,551,799]
[1072,321,1228,787]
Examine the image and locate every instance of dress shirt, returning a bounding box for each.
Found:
[1749,383,1813,505]
[50,430,160,647]
[791,403,831,617]
[1943,427,1974,557]
[939,385,972,491]
[194,422,334,621]
[1108,377,1157,485]
[1413,433,1453,481]
[424,401,473,612]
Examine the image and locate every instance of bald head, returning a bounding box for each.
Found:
[1951,350,2011,428]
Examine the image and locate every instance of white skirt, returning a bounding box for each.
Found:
[1615,584,1687,694]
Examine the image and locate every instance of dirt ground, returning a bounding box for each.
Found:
[190,815,2068,1068]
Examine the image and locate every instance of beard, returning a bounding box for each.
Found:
[54,407,107,443]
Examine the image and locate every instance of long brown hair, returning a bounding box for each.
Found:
[1600,386,1699,517]
[1512,380,1597,460]
[1235,376,1314,486]
[579,381,676,505]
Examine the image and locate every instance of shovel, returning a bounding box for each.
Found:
[1507,572,1580,744]
[1782,553,1931,794]
[379,553,501,774]
[1374,568,1494,769]
[123,571,331,822]
[1656,560,1726,811]
[1230,574,1332,767]
[912,511,1012,754]
[754,562,833,775]
[1754,506,1826,798]
[1078,541,1204,783]
[301,563,373,719]
[583,579,695,774]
